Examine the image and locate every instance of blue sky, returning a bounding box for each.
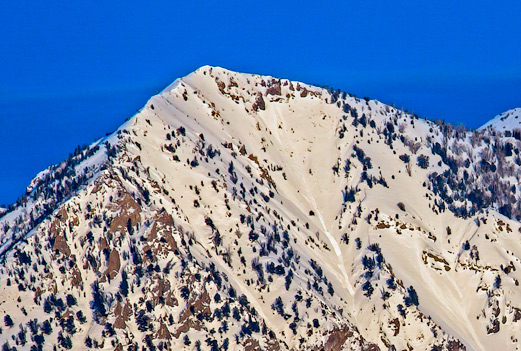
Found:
[1,1,521,205]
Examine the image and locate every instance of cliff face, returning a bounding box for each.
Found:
[1,66,520,350]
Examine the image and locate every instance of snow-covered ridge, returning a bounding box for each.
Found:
[479,107,521,131]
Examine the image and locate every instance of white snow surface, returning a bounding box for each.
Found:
[480,107,521,131]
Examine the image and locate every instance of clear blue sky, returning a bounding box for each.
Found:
[1,1,521,205]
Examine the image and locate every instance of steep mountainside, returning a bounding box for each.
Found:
[1,66,521,351]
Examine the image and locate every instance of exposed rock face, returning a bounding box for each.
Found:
[108,193,141,234]
[156,321,172,340]
[266,80,281,96]
[252,92,266,111]
[323,326,354,351]
[53,234,71,256]
[105,249,120,279]
[113,300,132,329]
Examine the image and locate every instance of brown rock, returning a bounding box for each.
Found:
[53,235,71,256]
[105,249,121,279]
[252,93,266,111]
[70,266,82,288]
[61,309,74,319]
[487,319,500,334]
[390,318,400,336]
[114,301,132,329]
[244,338,261,351]
[156,321,172,340]
[376,222,390,229]
[108,193,142,234]
[99,237,109,251]
[324,326,354,351]
[228,78,238,88]
[174,288,211,338]
[150,277,178,307]
[514,308,521,322]
[50,208,69,237]
[266,84,281,96]
[113,316,125,330]
[447,340,466,351]
[147,212,177,254]
[216,80,226,94]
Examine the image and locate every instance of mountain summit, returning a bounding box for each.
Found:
[480,107,521,131]
[1,66,521,350]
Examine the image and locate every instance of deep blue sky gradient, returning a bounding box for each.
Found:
[1,1,521,205]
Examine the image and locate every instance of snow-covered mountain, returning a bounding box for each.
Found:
[480,108,521,131]
[1,66,521,351]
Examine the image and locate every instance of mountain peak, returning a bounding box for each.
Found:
[479,107,521,131]
[3,67,521,350]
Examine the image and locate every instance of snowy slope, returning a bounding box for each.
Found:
[480,107,521,131]
[0,66,521,351]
